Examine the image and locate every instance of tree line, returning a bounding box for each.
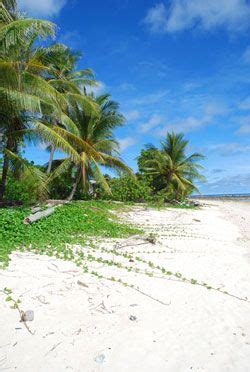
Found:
[0,0,205,205]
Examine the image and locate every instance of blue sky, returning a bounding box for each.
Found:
[19,0,250,194]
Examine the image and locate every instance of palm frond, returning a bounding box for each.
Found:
[0,18,56,51]
[48,158,72,182]
[31,121,81,163]
[91,158,111,194]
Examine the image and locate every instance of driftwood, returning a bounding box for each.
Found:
[23,207,55,224]
[46,199,69,206]
[31,206,43,213]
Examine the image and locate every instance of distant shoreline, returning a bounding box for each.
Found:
[190,193,250,201]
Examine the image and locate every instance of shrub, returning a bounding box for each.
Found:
[5,171,47,205]
[97,175,153,203]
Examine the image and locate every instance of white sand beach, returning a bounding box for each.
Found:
[0,201,250,372]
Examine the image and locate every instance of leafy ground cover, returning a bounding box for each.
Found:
[0,200,245,304]
[0,201,140,267]
[145,201,197,210]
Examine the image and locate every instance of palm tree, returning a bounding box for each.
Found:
[0,12,82,199]
[0,7,98,199]
[140,132,205,199]
[0,5,131,203]
[1,0,17,18]
[50,94,133,200]
[0,14,52,198]
[37,43,98,173]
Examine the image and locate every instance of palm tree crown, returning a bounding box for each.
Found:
[140,132,205,198]
[50,93,132,200]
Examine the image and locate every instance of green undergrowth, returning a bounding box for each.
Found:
[99,199,198,210]
[0,201,140,267]
[0,200,247,304]
[144,202,197,210]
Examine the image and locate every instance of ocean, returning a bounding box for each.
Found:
[191,193,250,201]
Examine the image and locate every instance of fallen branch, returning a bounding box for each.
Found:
[23,207,55,224]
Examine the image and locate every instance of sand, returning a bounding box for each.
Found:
[0,201,249,371]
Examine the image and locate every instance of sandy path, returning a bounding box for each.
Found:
[0,202,249,372]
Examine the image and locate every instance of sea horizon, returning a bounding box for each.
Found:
[191,193,250,200]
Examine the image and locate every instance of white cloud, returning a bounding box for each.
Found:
[59,31,82,48]
[210,142,250,156]
[132,90,168,105]
[86,81,106,96]
[153,100,228,136]
[239,96,250,110]
[18,0,67,17]
[144,3,168,33]
[118,137,137,151]
[156,115,210,136]
[203,102,229,117]
[237,125,250,134]
[204,173,250,193]
[236,115,250,134]
[119,82,136,92]
[242,46,250,63]
[124,110,140,122]
[140,114,165,133]
[38,142,48,150]
[144,0,250,34]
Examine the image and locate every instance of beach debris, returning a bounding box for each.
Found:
[36,295,49,305]
[146,234,157,244]
[45,342,62,356]
[129,315,137,321]
[43,332,55,338]
[77,280,89,288]
[21,310,34,322]
[92,301,113,314]
[31,206,43,213]
[94,354,106,364]
[23,207,55,224]
[193,218,201,222]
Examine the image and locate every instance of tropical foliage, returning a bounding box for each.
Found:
[138,132,205,200]
[0,1,131,203]
[0,2,204,205]
[97,175,153,203]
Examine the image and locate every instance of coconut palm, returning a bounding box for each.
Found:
[0,13,80,199]
[1,0,16,12]
[37,43,98,173]
[50,94,133,200]
[0,8,98,199]
[0,5,131,203]
[140,132,205,199]
[0,0,16,20]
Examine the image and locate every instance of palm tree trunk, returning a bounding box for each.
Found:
[67,167,81,201]
[46,144,55,174]
[0,136,11,201]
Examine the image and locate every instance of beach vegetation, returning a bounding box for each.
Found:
[0,200,139,266]
[138,132,205,201]
[0,3,204,205]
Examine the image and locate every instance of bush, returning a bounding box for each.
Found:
[97,175,153,203]
[49,173,73,200]
[5,172,47,205]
